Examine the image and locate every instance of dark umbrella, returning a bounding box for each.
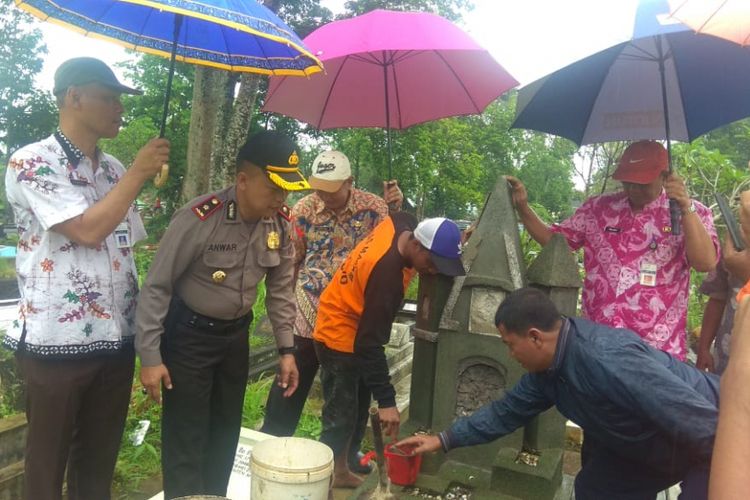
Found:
[512,0,750,233]
[17,0,322,185]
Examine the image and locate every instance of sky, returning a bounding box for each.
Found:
[33,0,643,91]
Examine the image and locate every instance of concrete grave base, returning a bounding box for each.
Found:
[491,447,564,500]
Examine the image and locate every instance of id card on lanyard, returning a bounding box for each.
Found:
[640,262,657,287]
[115,222,131,248]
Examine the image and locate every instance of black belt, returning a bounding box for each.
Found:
[170,297,252,332]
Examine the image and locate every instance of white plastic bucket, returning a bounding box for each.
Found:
[250,437,333,500]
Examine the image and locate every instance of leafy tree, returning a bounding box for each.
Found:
[265,0,334,37]
[0,0,56,159]
[672,139,750,218]
[180,0,334,203]
[699,118,750,172]
[98,55,196,237]
[325,94,579,219]
[343,0,474,21]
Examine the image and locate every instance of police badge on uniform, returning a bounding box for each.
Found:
[267,231,280,250]
[212,270,227,283]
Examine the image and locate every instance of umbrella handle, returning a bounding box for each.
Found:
[154,164,169,188]
[154,14,183,189]
[669,199,681,236]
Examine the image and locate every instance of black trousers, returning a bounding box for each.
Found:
[161,299,252,499]
[260,335,319,436]
[575,436,709,500]
[314,341,371,460]
[18,347,134,500]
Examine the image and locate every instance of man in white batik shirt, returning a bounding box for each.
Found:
[6,132,146,354]
[3,57,170,500]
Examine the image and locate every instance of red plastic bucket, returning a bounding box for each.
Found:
[384,443,422,486]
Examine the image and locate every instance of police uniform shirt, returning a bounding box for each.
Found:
[135,186,295,366]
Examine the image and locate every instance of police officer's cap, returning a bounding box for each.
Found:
[237,131,310,191]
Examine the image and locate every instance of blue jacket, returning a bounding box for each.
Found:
[441,318,720,470]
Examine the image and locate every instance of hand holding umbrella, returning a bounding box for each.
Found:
[132,137,171,185]
[512,1,750,234]
[16,0,322,187]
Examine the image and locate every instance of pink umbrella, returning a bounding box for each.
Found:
[262,9,518,177]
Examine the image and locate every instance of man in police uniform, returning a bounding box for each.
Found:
[134,130,308,498]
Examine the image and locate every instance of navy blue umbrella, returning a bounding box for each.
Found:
[512,0,750,232]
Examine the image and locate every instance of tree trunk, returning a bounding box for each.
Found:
[207,73,238,190]
[210,73,261,190]
[182,67,230,203]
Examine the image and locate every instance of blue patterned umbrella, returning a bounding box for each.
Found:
[16,0,323,184]
[16,0,322,76]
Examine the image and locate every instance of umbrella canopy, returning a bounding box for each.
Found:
[16,0,322,76]
[512,29,750,146]
[262,9,517,177]
[512,0,750,234]
[17,0,322,186]
[669,0,750,47]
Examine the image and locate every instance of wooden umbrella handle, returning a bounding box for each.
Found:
[154,164,169,188]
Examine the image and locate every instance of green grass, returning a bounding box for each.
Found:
[249,279,267,335]
[112,360,163,495]
[405,275,419,300]
[0,258,16,280]
[240,374,323,440]
[294,398,323,440]
[112,371,324,496]
[241,375,275,429]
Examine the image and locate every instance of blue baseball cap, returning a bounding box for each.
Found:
[414,218,465,277]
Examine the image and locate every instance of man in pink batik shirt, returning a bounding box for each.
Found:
[507,141,718,360]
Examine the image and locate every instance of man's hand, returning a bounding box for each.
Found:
[130,138,171,181]
[378,406,400,441]
[505,176,528,210]
[663,173,691,212]
[396,434,442,454]
[696,347,715,373]
[278,354,299,397]
[383,180,404,211]
[140,363,172,405]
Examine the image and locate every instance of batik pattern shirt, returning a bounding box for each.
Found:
[3,133,146,357]
[292,188,388,338]
[551,190,718,360]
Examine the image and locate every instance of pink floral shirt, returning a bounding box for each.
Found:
[3,133,146,357]
[552,190,718,360]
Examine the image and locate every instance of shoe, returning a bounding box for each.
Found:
[349,450,374,474]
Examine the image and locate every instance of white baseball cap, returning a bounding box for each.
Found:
[309,150,352,192]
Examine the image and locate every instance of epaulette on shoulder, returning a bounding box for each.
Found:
[277,204,291,222]
[192,195,223,221]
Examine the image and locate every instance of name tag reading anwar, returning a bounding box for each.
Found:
[207,243,238,252]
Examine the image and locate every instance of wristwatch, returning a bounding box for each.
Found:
[278,345,297,356]
[683,201,697,215]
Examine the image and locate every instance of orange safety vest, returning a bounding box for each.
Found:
[313,216,414,353]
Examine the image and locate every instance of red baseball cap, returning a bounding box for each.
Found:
[612,141,668,184]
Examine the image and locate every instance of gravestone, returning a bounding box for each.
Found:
[395,177,581,499]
